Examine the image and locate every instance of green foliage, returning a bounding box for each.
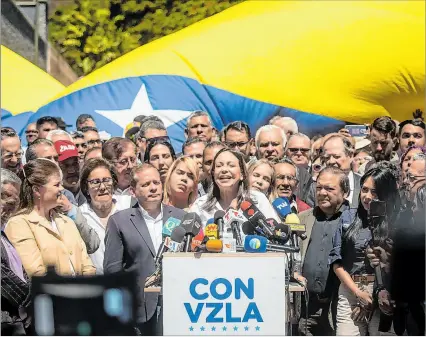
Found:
[49,0,244,76]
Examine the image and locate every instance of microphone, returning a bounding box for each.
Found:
[205,222,219,240]
[155,217,182,265]
[272,197,292,220]
[214,210,225,239]
[240,200,274,238]
[285,213,307,249]
[191,227,205,251]
[243,235,300,253]
[223,209,245,245]
[181,213,202,252]
[167,226,186,252]
[273,222,292,245]
[206,239,223,253]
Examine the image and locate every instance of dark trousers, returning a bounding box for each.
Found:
[298,295,336,336]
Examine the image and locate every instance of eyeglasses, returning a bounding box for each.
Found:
[25,130,39,135]
[3,150,23,161]
[112,156,137,167]
[225,140,250,148]
[276,174,298,183]
[288,148,310,154]
[87,177,113,189]
[87,139,102,146]
[145,136,171,145]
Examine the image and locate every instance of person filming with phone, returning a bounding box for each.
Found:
[329,164,400,335]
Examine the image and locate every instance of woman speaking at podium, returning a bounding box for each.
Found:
[190,148,279,224]
[5,158,95,277]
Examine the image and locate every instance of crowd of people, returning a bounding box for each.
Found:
[1,110,425,336]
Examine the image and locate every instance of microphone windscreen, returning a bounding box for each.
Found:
[214,210,225,223]
[285,214,306,232]
[240,200,252,211]
[206,239,223,253]
[242,221,255,235]
[272,198,292,219]
[162,217,181,236]
[243,235,267,253]
[205,223,218,239]
[170,226,186,242]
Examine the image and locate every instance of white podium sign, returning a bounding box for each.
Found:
[163,253,286,336]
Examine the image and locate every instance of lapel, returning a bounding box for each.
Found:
[27,210,63,240]
[300,209,316,263]
[162,204,173,224]
[130,204,156,257]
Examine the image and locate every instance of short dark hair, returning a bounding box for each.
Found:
[182,137,207,154]
[102,137,136,162]
[317,166,350,195]
[79,126,99,134]
[204,140,226,152]
[80,158,118,203]
[371,116,397,138]
[399,110,425,135]
[144,138,176,163]
[1,127,18,140]
[26,139,54,162]
[76,114,95,128]
[36,116,58,129]
[224,121,252,139]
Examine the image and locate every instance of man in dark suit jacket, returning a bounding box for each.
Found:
[104,163,186,336]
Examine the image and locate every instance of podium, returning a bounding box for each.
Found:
[162,252,288,336]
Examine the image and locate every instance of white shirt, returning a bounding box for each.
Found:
[189,190,280,226]
[51,219,76,276]
[79,196,130,274]
[114,187,132,197]
[139,204,164,255]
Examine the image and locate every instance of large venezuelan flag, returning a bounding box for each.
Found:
[29,1,424,151]
[1,46,65,136]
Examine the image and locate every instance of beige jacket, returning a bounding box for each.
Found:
[5,210,96,277]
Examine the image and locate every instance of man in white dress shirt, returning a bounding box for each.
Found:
[104,164,185,335]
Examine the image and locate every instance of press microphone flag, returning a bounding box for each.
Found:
[181,212,202,252]
[155,218,182,265]
[272,197,292,220]
[240,200,274,238]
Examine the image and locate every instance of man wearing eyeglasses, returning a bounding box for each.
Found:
[80,126,103,149]
[103,137,138,196]
[223,121,254,161]
[1,128,22,175]
[273,158,311,214]
[286,133,311,169]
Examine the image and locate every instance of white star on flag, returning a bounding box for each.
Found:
[95,83,193,135]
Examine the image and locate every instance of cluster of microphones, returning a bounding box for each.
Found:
[145,198,306,287]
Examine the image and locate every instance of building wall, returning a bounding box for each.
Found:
[1,0,78,86]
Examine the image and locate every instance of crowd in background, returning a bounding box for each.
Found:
[1,110,425,336]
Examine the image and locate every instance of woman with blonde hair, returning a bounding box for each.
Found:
[247,158,275,199]
[163,156,200,210]
[5,158,95,277]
